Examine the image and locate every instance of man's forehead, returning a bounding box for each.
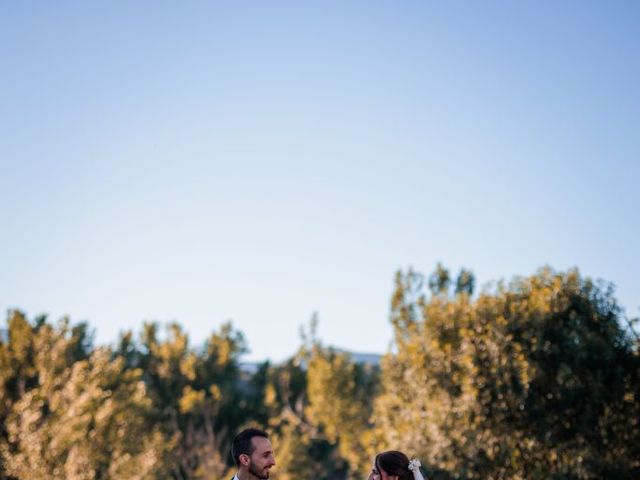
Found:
[251,436,273,453]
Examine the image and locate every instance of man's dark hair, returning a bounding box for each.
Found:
[231,428,269,466]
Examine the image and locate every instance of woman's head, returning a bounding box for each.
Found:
[371,451,413,480]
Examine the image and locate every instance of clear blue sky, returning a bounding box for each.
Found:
[1,1,638,361]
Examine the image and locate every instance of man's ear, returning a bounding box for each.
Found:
[239,453,250,466]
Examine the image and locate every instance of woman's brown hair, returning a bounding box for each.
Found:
[375,450,413,480]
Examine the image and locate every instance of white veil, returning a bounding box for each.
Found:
[408,458,425,480]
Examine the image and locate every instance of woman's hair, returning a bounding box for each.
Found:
[375,450,413,480]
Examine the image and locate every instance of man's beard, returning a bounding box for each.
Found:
[249,462,270,479]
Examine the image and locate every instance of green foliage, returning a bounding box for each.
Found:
[135,321,247,479]
[375,266,640,479]
[250,317,378,480]
[305,343,379,478]
[1,264,638,479]
[0,311,170,480]
[429,263,451,296]
[455,268,475,296]
[258,352,353,480]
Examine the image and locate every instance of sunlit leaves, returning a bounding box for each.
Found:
[374,266,639,479]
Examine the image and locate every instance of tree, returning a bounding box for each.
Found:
[455,268,475,296]
[257,316,378,480]
[305,342,379,478]
[262,354,344,480]
[374,267,640,479]
[429,263,451,296]
[137,321,247,479]
[0,312,170,479]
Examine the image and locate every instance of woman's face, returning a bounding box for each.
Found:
[367,462,380,480]
[368,460,396,480]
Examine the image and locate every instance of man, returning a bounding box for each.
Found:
[231,428,276,480]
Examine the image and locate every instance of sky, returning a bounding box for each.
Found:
[1,1,638,362]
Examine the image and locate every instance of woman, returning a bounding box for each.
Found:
[368,450,425,480]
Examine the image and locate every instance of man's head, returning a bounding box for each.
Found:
[231,428,276,479]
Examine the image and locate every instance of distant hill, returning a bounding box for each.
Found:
[239,348,382,375]
[345,351,382,366]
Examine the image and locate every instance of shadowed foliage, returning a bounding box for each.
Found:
[1,266,638,479]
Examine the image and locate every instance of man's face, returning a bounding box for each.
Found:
[247,436,276,479]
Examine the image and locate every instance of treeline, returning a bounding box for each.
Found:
[1,266,638,479]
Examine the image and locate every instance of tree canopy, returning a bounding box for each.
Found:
[1,266,637,479]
